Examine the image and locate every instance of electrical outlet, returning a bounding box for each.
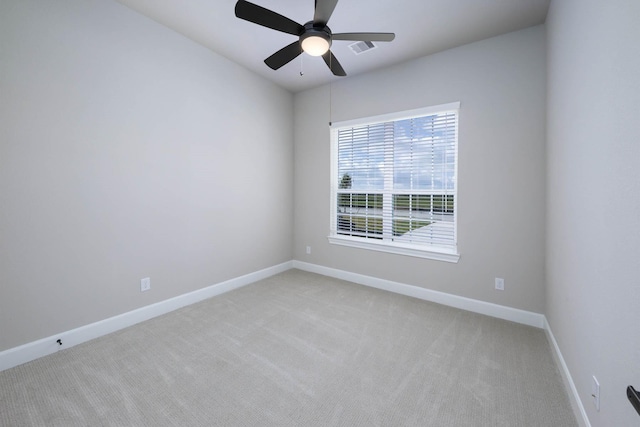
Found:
[140,277,151,292]
[495,277,505,291]
[306,246,311,255]
[592,376,600,411]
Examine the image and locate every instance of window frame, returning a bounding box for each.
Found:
[328,102,460,263]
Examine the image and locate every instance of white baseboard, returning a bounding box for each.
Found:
[292,260,545,328]
[1,258,588,427]
[0,261,293,372]
[543,317,591,427]
[292,262,589,423]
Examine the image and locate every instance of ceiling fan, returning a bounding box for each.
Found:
[234,0,395,76]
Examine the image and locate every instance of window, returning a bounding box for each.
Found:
[329,102,459,262]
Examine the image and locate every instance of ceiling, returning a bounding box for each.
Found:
[115,0,550,93]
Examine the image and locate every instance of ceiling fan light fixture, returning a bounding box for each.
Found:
[301,35,330,56]
[300,25,331,56]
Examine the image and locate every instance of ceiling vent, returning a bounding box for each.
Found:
[349,40,377,55]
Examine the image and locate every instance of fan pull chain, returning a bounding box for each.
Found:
[300,54,304,76]
[329,54,333,126]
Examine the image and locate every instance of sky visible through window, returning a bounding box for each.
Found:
[337,112,456,191]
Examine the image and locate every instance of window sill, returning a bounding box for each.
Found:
[327,235,460,263]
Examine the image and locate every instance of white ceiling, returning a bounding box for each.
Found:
[115,0,550,93]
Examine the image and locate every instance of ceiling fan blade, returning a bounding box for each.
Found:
[332,32,396,42]
[314,0,339,25]
[235,0,304,36]
[265,41,303,70]
[322,50,346,76]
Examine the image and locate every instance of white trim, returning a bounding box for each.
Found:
[0,259,587,427]
[328,235,460,263]
[330,103,460,258]
[330,101,461,129]
[292,261,544,328]
[0,261,293,372]
[544,317,591,427]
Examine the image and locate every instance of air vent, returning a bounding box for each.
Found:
[349,40,377,55]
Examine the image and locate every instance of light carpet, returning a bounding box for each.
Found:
[0,269,577,426]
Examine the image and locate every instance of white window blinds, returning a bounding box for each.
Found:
[330,103,459,259]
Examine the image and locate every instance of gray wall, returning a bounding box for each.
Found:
[6,3,637,424]
[294,26,547,313]
[0,0,294,352]
[546,0,640,425]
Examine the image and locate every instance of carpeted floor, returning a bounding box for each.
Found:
[0,269,577,426]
